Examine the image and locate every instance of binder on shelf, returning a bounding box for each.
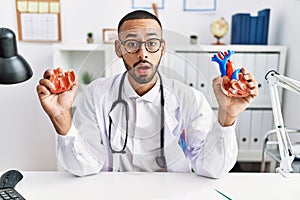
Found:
[258,9,270,45]
[255,14,265,45]
[185,53,198,88]
[230,8,270,45]
[231,13,251,44]
[249,16,258,44]
[231,13,240,44]
[231,13,247,44]
[249,110,263,151]
[236,110,251,151]
[241,14,251,44]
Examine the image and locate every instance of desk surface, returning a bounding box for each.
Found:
[9,171,300,200]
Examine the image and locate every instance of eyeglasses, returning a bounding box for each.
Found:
[120,38,163,54]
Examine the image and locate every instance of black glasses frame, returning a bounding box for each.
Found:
[120,38,164,54]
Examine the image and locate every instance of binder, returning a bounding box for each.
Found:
[236,110,251,151]
[231,8,270,45]
[241,14,251,44]
[249,110,263,151]
[231,14,243,44]
[197,53,211,95]
[261,110,274,142]
[255,14,264,44]
[254,53,268,105]
[258,9,270,44]
[231,14,238,44]
[249,16,258,44]
[185,53,198,88]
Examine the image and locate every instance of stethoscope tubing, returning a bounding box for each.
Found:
[108,71,166,170]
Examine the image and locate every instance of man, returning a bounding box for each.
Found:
[37,10,258,178]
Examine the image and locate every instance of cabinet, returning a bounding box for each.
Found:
[53,44,287,170]
[167,45,287,171]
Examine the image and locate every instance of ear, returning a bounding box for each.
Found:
[115,40,122,58]
[161,40,166,56]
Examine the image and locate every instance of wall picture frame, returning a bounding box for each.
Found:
[132,0,164,9]
[183,0,217,12]
[102,28,118,44]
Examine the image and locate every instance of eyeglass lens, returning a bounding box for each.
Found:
[123,39,162,53]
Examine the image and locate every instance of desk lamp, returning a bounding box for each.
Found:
[265,70,300,175]
[0,28,33,84]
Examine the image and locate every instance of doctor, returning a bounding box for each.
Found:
[37,10,258,178]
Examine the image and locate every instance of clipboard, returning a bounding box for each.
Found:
[15,0,62,42]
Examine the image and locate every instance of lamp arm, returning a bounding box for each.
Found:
[275,74,300,94]
[265,70,296,174]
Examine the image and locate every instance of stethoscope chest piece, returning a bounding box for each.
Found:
[156,156,166,168]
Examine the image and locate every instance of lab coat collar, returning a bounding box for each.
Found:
[124,72,161,103]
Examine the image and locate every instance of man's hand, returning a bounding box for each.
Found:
[213,68,258,126]
[36,67,79,135]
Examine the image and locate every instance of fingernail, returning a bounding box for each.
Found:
[248,82,254,88]
[244,74,250,79]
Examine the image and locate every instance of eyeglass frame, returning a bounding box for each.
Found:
[119,38,165,54]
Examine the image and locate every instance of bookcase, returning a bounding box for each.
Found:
[53,44,287,172]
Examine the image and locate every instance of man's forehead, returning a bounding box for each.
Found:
[119,28,162,39]
[119,19,160,30]
[118,19,162,39]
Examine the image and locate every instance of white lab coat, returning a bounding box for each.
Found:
[57,72,238,178]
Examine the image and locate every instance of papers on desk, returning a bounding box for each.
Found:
[158,186,231,199]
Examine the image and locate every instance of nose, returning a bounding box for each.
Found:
[136,43,148,59]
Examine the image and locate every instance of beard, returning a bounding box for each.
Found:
[123,59,162,85]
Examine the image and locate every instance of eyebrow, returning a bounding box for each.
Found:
[147,32,159,37]
[124,33,137,39]
[124,32,159,39]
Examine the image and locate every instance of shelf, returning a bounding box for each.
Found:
[169,44,287,53]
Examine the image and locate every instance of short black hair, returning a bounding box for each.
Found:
[118,10,162,33]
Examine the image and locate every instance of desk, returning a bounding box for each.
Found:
[10,171,300,199]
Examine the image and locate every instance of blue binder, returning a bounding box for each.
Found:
[231,14,242,44]
[249,16,258,44]
[256,14,265,44]
[258,9,270,44]
[231,8,270,45]
[241,14,250,44]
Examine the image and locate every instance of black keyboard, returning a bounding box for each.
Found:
[0,188,25,200]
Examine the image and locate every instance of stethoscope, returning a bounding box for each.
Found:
[108,71,166,171]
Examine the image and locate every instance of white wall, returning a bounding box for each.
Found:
[0,0,299,170]
[276,2,300,129]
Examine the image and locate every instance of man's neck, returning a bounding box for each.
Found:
[127,73,158,96]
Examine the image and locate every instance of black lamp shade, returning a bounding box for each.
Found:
[0,28,33,84]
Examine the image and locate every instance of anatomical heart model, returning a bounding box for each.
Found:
[212,50,250,97]
[49,69,76,94]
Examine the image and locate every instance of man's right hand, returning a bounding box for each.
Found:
[36,67,79,135]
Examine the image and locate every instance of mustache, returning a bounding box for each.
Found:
[133,60,153,68]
